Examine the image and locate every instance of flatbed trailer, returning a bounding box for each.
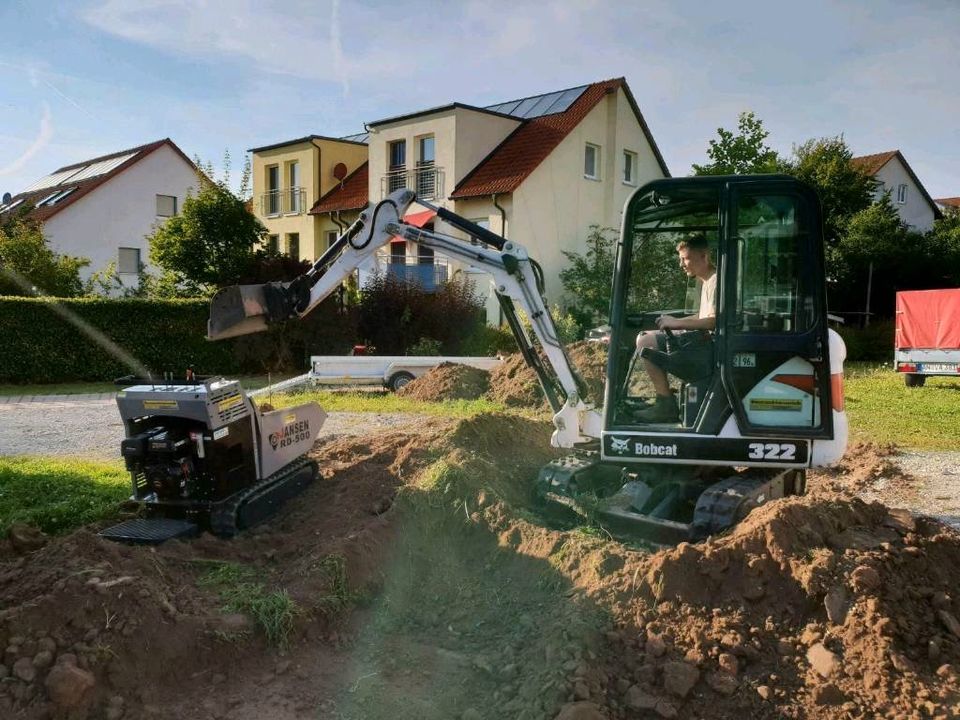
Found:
[310,355,502,391]
[895,289,960,387]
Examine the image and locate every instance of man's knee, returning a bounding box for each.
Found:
[636,331,658,350]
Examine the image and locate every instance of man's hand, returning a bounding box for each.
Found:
[656,315,681,330]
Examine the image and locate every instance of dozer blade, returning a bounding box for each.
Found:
[207,284,272,340]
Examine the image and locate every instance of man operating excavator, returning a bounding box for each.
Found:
[634,234,717,423]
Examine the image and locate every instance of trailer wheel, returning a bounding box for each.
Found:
[387,371,415,392]
[904,374,926,388]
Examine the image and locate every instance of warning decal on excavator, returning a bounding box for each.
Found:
[749,398,803,412]
[602,433,809,465]
[143,400,178,410]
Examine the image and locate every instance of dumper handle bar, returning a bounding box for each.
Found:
[207,189,602,448]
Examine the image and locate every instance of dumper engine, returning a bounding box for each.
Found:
[121,424,203,501]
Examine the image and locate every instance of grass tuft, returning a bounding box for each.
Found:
[199,562,299,649]
[0,456,129,535]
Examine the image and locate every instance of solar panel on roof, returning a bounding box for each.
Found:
[66,153,136,184]
[21,168,83,193]
[484,84,589,120]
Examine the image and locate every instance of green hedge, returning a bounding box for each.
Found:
[0,296,357,383]
[836,319,894,363]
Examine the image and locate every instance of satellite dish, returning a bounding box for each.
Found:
[1,192,11,204]
[333,163,348,181]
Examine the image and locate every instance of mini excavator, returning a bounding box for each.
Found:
[106,176,848,544]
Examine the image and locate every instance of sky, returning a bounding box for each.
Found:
[0,0,957,200]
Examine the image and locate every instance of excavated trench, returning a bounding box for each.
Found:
[3,379,960,719]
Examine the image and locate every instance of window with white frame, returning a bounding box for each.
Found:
[623,150,637,185]
[156,194,177,217]
[897,184,908,204]
[584,143,600,180]
[118,247,141,274]
[326,230,339,250]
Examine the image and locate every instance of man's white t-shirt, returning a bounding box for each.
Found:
[698,271,717,320]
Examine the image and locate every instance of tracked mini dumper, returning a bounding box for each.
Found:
[100,377,324,544]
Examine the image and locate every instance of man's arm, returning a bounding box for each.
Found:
[657,314,715,331]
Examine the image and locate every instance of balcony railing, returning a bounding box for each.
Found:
[380,165,444,200]
[374,255,449,291]
[260,187,306,216]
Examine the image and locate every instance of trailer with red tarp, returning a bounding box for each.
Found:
[895,289,960,387]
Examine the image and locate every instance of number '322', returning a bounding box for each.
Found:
[748,442,796,460]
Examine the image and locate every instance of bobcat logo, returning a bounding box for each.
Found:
[609,437,630,454]
[269,432,281,450]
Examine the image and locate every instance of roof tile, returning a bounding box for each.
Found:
[450,78,667,199]
[309,162,369,214]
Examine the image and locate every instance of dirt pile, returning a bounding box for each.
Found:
[564,445,960,720]
[3,414,960,720]
[486,341,608,410]
[396,362,490,402]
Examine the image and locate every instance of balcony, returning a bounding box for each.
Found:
[380,165,445,200]
[259,187,306,217]
[373,255,449,291]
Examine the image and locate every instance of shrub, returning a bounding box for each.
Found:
[835,320,894,363]
[357,275,484,355]
[459,323,517,356]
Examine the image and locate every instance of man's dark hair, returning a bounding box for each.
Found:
[676,233,709,253]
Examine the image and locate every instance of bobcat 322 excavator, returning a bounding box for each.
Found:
[193,176,848,544]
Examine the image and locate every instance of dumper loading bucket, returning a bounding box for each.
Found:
[207,284,272,340]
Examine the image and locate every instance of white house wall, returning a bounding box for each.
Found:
[44,144,198,287]
[511,88,666,308]
[873,158,936,232]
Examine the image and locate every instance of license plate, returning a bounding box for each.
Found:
[920,363,957,373]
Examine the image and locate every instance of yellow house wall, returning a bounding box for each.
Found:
[252,139,368,262]
[511,87,666,308]
[367,111,457,205]
[452,109,520,185]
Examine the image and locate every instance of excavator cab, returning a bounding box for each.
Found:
[538,175,848,542]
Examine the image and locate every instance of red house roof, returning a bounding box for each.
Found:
[851,149,942,220]
[309,162,369,214]
[450,78,669,199]
[0,139,196,222]
[936,197,960,210]
[851,150,899,176]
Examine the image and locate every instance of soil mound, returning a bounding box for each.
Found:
[583,445,960,719]
[396,362,490,402]
[486,340,608,410]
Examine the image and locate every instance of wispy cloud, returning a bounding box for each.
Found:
[330,0,348,95]
[0,104,53,176]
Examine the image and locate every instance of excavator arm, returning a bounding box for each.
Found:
[207,189,602,448]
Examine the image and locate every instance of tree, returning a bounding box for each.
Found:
[0,214,89,297]
[559,225,618,328]
[780,136,875,245]
[148,156,266,292]
[692,111,781,176]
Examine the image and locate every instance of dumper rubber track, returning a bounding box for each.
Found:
[210,456,318,536]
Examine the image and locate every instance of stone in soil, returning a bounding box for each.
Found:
[45,661,96,709]
[807,643,840,678]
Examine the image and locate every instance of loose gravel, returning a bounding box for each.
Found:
[0,398,419,461]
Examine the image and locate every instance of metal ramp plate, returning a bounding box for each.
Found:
[99,518,200,544]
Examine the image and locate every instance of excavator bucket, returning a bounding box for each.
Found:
[207,284,273,340]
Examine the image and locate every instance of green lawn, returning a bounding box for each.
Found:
[0,373,297,397]
[845,362,960,450]
[267,389,516,419]
[0,456,130,535]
